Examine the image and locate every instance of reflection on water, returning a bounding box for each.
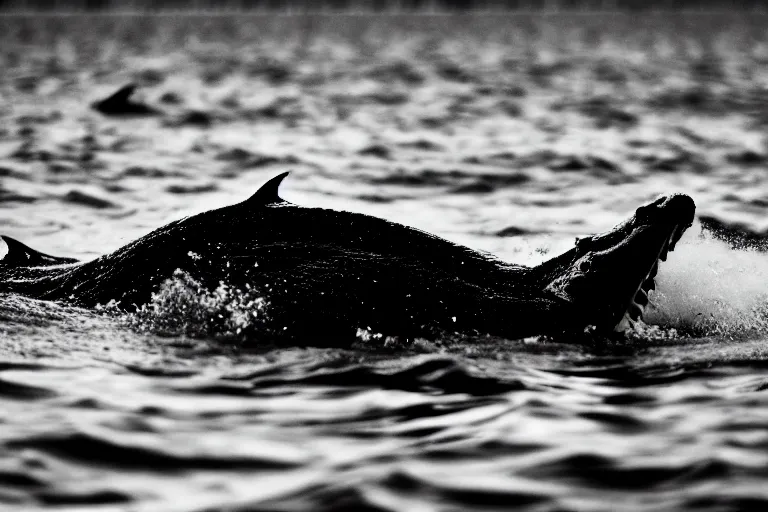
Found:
[2,11,768,511]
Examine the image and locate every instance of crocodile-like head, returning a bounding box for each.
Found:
[538,194,695,333]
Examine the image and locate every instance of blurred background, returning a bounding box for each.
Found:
[0,0,765,11]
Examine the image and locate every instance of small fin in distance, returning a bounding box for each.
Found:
[0,235,79,267]
[92,83,160,117]
[109,84,137,103]
[244,172,291,206]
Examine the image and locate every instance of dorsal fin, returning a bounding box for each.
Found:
[107,84,136,103]
[244,172,290,206]
[0,236,79,267]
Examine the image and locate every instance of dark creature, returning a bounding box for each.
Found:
[0,173,695,343]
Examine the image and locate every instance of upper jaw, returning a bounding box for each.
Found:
[596,194,695,332]
[633,194,696,235]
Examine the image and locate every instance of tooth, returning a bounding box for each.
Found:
[674,223,684,244]
[669,225,680,251]
[629,302,644,320]
[614,315,631,332]
[661,235,671,260]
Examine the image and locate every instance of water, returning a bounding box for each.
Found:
[2,12,768,511]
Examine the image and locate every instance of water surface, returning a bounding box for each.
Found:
[2,13,768,511]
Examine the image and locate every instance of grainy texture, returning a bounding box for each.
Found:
[1,12,768,512]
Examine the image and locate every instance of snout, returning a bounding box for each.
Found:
[634,194,695,227]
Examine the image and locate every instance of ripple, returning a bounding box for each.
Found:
[206,357,527,396]
[0,376,57,401]
[7,431,304,470]
[37,489,132,506]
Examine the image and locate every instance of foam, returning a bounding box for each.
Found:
[644,221,768,336]
[116,270,269,339]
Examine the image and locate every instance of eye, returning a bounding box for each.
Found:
[579,259,591,272]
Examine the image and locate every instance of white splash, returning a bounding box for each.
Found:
[119,270,269,339]
[645,221,768,335]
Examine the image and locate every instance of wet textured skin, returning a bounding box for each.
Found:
[0,173,695,344]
